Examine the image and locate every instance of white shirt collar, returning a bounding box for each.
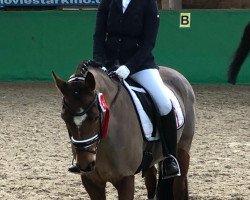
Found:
[122,0,131,13]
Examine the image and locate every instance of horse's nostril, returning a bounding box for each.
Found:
[90,161,96,169]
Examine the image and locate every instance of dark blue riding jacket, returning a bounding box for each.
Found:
[93,0,159,74]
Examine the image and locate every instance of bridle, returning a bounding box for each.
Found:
[63,87,102,154]
[62,64,121,155]
[63,94,98,117]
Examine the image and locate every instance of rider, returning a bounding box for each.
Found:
[69,0,180,179]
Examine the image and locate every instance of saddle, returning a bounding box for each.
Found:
[123,78,185,141]
[123,77,185,176]
[123,78,159,141]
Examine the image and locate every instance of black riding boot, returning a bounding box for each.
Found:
[159,108,181,179]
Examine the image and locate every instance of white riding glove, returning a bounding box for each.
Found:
[115,65,130,79]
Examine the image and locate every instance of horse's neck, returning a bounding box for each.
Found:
[92,68,143,173]
[97,79,118,103]
[91,68,120,106]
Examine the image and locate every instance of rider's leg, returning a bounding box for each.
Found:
[159,109,181,178]
[131,68,180,179]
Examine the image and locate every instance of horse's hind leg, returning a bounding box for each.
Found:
[113,175,135,200]
[81,175,106,200]
[173,148,190,200]
[144,166,157,199]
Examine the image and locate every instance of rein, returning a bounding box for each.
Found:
[110,81,122,108]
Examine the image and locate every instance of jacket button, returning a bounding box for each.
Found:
[118,38,122,42]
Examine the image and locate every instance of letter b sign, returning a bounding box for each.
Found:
[180,13,191,28]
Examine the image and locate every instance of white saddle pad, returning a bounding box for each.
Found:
[123,80,184,141]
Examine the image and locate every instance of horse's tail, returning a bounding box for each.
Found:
[228,22,250,84]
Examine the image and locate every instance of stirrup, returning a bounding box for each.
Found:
[161,155,181,179]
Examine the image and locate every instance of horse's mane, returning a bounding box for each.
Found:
[228,22,250,84]
[74,60,105,77]
[73,60,119,94]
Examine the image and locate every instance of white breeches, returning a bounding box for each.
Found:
[130,68,172,116]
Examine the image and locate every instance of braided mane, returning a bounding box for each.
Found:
[75,60,103,76]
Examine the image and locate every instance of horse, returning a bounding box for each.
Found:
[228,22,250,84]
[52,60,196,200]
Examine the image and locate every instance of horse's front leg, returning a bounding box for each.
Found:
[81,175,106,200]
[113,175,135,200]
[144,166,157,199]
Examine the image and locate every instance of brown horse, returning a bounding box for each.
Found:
[52,61,196,200]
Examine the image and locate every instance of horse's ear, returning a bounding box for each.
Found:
[85,72,95,91]
[52,71,67,94]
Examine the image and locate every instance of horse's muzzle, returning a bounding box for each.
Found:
[72,161,96,175]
